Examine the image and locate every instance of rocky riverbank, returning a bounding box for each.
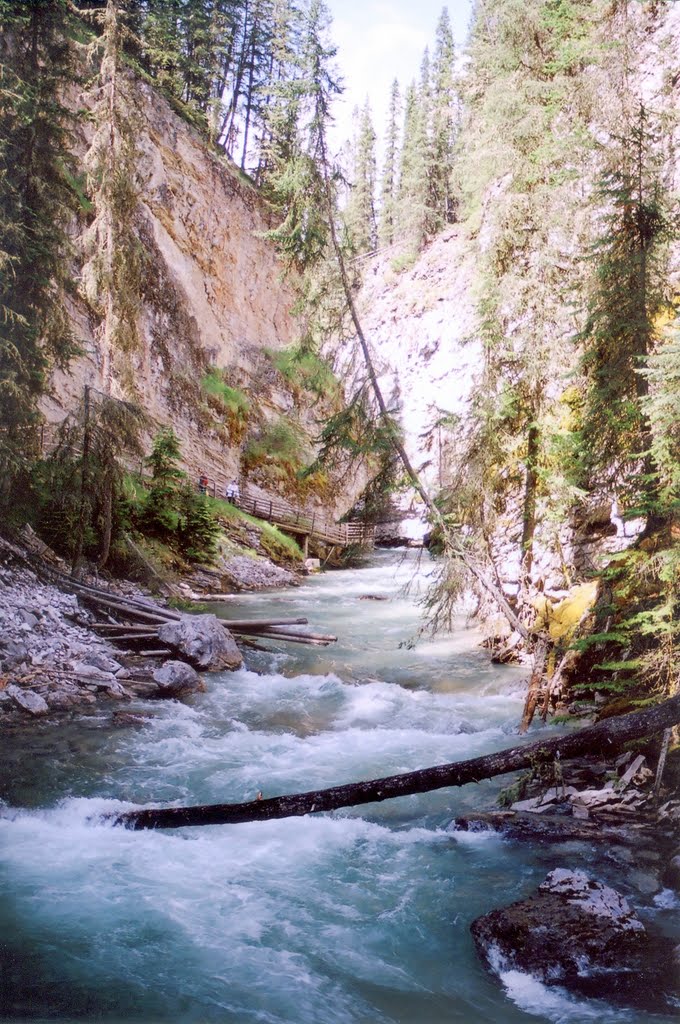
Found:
[0,537,244,723]
[0,560,141,720]
[453,745,680,1013]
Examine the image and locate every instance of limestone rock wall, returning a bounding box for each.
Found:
[350,2,680,596]
[44,76,297,492]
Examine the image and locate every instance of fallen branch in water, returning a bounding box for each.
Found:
[107,692,680,830]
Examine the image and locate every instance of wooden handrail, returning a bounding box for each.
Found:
[230,494,374,549]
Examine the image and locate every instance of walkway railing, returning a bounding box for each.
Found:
[35,420,373,550]
[231,494,374,550]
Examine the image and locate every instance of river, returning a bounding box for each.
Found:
[0,550,676,1024]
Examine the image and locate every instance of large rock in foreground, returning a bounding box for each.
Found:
[158,614,242,671]
[471,869,678,1013]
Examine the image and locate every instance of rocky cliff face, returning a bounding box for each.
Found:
[352,2,680,592]
[44,76,298,492]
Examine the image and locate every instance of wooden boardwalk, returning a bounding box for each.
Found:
[230,494,374,551]
[35,421,373,552]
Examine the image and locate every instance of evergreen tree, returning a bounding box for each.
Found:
[255,0,304,183]
[81,0,143,394]
[263,0,341,269]
[344,98,377,254]
[378,78,400,247]
[142,0,185,99]
[430,6,457,224]
[0,0,77,497]
[395,80,430,250]
[578,105,671,510]
[141,427,186,536]
[35,389,145,569]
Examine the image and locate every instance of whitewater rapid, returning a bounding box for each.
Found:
[0,551,676,1023]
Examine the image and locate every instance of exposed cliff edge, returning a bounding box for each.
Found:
[43,73,366,522]
[349,1,680,608]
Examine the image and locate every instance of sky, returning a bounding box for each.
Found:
[325,0,474,157]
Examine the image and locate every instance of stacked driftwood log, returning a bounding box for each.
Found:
[43,573,337,656]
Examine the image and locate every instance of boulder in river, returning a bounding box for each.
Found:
[153,660,206,698]
[470,868,679,1013]
[157,614,243,671]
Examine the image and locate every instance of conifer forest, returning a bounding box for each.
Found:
[0,2,679,1023]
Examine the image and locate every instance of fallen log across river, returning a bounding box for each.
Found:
[108,692,680,830]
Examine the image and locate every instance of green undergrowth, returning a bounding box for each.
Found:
[167,597,210,613]
[265,345,339,401]
[201,369,250,442]
[209,498,304,562]
[242,416,310,495]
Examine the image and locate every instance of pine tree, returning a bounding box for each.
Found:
[395,80,430,251]
[378,78,400,248]
[430,6,457,224]
[263,0,341,269]
[0,0,77,495]
[82,0,143,394]
[579,105,670,510]
[141,427,186,536]
[344,98,377,254]
[255,0,304,183]
[141,0,185,99]
[36,389,145,569]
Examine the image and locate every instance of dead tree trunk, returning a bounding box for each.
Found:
[108,693,680,831]
[519,637,548,734]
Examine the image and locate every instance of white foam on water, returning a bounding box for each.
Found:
[653,887,680,909]
[0,550,653,1024]
[498,969,635,1024]
[0,798,458,1022]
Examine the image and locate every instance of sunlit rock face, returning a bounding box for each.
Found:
[356,226,480,495]
[350,2,680,572]
[44,75,297,488]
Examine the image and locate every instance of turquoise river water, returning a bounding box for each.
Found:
[0,550,677,1024]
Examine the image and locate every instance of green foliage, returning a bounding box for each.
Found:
[497,773,530,808]
[642,319,680,505]
[260,0,341,270]
[311,388,399,468]
[344,98,378,255]
[378,79,400,247]
[570,539,680,701]
[266,344,338,400]
[32,390,146,568]
[209,497,303,561]
[176,485,220,562]
[0,0,78,499]
[201,368,250,440]
[242,415,310,494]
[135,427,222,564]
[389,252,417,274]
[396,80,431,250]
[577,105,672,499]
[140,427,185,536]
[81,0,144,369]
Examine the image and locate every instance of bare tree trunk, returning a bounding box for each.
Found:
[97,475,113,569]
[519,636,548,734]
[109,692,680,830]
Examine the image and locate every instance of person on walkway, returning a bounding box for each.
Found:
[198,472,209,495]
[225,479,240,502]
